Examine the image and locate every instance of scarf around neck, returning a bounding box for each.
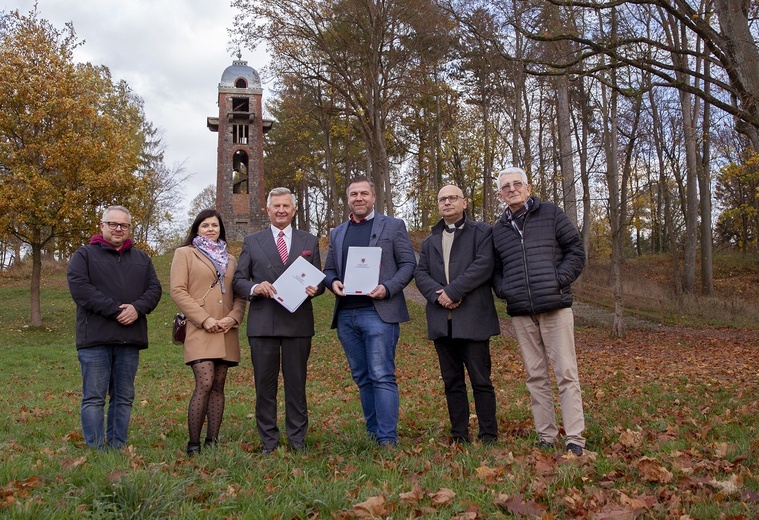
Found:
[193,235,229,293]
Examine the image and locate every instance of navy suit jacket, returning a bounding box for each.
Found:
[233,228,324,337]
[323,212,416,329]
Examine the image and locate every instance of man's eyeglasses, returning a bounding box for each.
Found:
[500,181,524,192]
[103,221,131,231]
[438,195,463,204]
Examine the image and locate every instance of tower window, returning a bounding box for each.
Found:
[232,97,249,112]
[235,78,248,88]
[232,150,249,194]
[233,124,249,144]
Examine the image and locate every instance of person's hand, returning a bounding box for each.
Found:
[368,285,387,299]
[332,280,345,297]
[253,281,277,299]
[216,317,236,333]
[116,304,138,325]
[202,317,219,332]
[305,285,318,298]
[436,289,460,310]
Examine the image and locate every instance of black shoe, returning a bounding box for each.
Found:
[566,443,583,456]
[261,447,276,455]
[290,444,306,454]
[537,440,554,450]
[204,438,217,448]
[186,442,201,457]
[451,436,471,445]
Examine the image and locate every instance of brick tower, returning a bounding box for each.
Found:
[207,57,272,240]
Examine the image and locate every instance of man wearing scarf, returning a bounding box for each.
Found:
[492,167,587,456]
[67,205,162,449]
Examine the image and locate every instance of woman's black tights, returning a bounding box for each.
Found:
[188,360,228,444]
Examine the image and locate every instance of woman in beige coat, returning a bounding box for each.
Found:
[170,209,246,456]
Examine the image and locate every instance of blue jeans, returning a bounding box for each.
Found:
[78,345,140,449]
[337,307,400,445]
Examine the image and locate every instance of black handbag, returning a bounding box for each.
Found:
[172,313,187,344]
[172,275,219,345]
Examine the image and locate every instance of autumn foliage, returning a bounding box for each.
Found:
[0,7,148,326]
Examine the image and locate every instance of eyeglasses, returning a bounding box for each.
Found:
[500,181,525,192]
[103,221,131,231]
[438,195,463,204]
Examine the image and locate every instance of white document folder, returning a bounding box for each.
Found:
[272,255,326,313]
[343,246,381,295]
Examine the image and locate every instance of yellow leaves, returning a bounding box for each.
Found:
[0,7,145,250]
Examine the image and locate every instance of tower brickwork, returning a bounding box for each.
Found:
[207,59,273,241]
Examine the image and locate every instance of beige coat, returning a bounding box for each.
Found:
[170,246,246,365]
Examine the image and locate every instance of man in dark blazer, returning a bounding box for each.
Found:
[414,185,500,444]
[323,175,416,447]
[233,187,324,454]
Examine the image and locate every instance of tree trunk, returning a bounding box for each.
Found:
[699,59,714,296]
[603,94,625,335]
[30,240,42,327]
[319,106,341,229]
[712,0,759,149]
[556,76,578,227]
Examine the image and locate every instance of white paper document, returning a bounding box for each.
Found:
[272,255,326,313]
[343,246,381,295]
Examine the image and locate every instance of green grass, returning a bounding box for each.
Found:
[0,254,757,518]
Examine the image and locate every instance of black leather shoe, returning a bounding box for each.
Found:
[537,440,554,450]
[290,444,306,454]
[204,438,217,448]
[186,442,201,457]
[566,443,584,456]
[261,447,276,455]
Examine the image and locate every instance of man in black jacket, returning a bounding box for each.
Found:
[492,167,587,456]
[67,205,162,449]
[415,185,500,444]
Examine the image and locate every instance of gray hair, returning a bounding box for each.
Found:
[267,187,297,208]
[102,205,131,222]
[497,167,529,189]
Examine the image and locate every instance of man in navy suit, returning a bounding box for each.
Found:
[323,175,416,447]
[234,187,324,454]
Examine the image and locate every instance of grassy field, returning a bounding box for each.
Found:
[0,253,757,519]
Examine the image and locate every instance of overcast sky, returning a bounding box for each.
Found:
[5,0,270,215]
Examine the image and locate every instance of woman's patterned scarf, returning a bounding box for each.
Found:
[193,235,229,293]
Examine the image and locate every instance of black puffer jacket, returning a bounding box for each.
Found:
[67,237,162,349]
[492,197,585,316]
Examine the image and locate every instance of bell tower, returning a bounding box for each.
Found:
[207,57,273,240]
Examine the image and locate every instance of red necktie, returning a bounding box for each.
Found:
[276,231,288,263]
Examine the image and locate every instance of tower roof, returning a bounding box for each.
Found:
[219,59,261,89]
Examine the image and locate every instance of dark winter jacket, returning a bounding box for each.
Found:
[415,216,500,341]
[492,197,585,316]
[67,237,162,349]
